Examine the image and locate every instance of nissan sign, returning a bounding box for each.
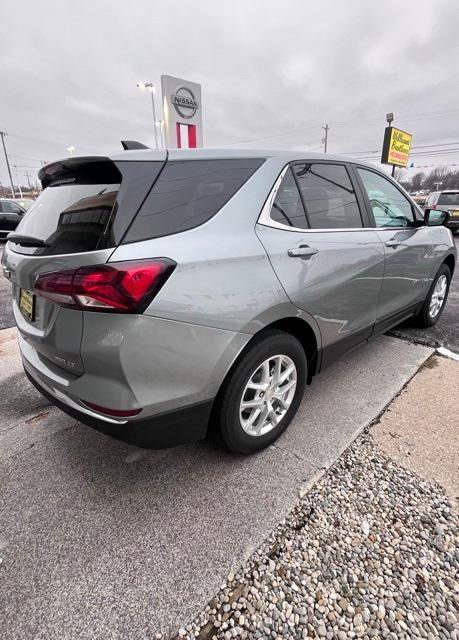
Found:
[161,75,203,148]
[171,86,199,119]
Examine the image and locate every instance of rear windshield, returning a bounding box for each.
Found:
[12,183,120,255]
[123,158,265,243]
[438,192,459,206]
[8,158,165,256]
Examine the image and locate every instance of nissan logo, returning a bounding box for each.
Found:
[171,86,199,119]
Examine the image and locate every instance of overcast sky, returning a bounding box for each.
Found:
[1,0,458,187]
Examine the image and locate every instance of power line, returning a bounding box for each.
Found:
[340,140,459,156]
[221,108,459,147]
[7,131,98,152]
[10,153,46,163]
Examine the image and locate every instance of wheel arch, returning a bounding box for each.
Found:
[261,317,319,382]
[217,316,319,400]
[443,253,455,276]
[207,316,320,439]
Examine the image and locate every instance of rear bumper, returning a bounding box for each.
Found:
[24,365,212,448]
[447,219,459,231]
[19,312,251,447]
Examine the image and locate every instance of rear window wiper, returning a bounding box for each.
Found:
[7,233,50,247]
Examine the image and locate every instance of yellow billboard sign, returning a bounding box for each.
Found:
[381,127,412,167]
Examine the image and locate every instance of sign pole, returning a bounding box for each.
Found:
[381,113,412,178]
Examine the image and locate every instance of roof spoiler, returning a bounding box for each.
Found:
[38,157,121,189]
[121,140,150,150]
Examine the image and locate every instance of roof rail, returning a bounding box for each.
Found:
[120,140,150,150]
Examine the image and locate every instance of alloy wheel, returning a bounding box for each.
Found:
[429,274,447,318]
[239,355,297,437]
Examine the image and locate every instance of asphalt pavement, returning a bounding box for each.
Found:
[0,328,432,638]
[390,235,459,352]
[0,236,456,638]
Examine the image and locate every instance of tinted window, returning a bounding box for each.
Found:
[294,163,362,229]
[124,158,264,243]
[2,201,23,214]
[9,159,164,256]
[12,184,120,255]
[358,168,414,227]
[438,192,459,206]
[270,167,307,228]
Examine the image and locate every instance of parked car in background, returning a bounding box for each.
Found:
[15,198,35,211]
[0,198,32,237]
[1,149,456,454]
[425,190,459,233]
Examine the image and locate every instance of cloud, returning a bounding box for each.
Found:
[0,0,458,185]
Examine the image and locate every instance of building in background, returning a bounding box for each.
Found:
[161,75,203,148]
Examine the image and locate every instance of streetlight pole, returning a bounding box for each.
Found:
[0,131,15,197]
[156,120,165,148]
[322,124,329,154]
[137,82,159,149]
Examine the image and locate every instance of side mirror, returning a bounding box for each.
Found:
[424,208,450,227]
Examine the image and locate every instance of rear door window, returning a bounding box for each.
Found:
[270,167,308,229]
[294,163,363,229]
[123,158,265,243]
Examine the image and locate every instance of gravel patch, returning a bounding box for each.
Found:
[169,435,458,640]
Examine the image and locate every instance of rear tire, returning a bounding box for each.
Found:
[414,263,451,328]
[215,329,307,454]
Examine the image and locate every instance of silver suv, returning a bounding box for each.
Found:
[2,149,456,453]
[425,190,459,233]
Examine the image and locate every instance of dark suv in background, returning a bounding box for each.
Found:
[0,198,33,237]
[425,190,459,233]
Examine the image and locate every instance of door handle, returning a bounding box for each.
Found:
[385,239,402,248]
[288,245,319,258]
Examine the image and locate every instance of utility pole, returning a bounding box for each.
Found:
[322,124,329,154]
[0,131,15,197]
[24,170,32,189]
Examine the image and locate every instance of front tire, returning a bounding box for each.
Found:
[415,263,451,328]
[215,330,307,454]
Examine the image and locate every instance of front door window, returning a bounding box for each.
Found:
[358,169,415,228]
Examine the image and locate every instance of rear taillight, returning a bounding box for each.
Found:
[34,259,176,313]
[430,204,436,209]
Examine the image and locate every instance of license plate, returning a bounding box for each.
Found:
[19,288,35,322]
